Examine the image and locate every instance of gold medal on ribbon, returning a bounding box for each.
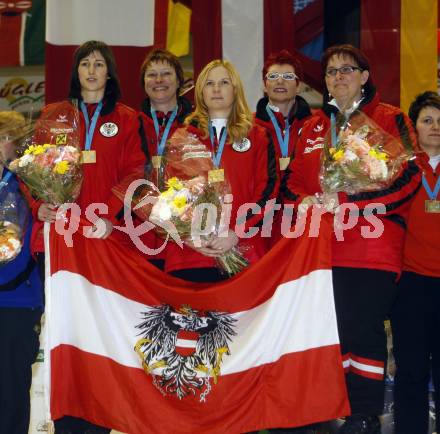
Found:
[81,150,96,164]
[208,168,225,183]
[279,157,290,171]
[152,156,162,169]
[425,199,440,213]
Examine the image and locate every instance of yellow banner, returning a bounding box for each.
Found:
[166,0,191,57]
[400,0,438,113]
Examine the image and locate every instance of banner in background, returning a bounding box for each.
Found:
[0,74,44,113]
[44,0,167,109]
[0,0,45,67]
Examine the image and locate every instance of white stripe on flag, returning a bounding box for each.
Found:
[45,0,155,46]
[48,268,339,376]
[221,0,264,109]
[175,339,198,349]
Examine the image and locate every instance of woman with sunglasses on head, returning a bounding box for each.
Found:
[254,50,312,246]
[283,44,421,434]
[138,49,192,270]
[29,40,146,434]
[391,91,440,434]
[164,59,279,283]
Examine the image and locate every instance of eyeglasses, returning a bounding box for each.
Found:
[325,66,362,77]
[145,70,175,80]
[265,72,298,81]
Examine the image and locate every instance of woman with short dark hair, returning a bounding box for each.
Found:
[138,48,192,270]
[391,91,440,434]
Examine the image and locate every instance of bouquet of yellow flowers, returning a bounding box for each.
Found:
[320,111,413,194]
[115,128,249,276]
[0,101,82,206]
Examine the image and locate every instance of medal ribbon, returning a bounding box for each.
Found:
[151,105,178,156]
[422,174,440,200]
[266,104,290,158]
[208,122,227,168]
[80,101,103,151]
[0,169,12,193]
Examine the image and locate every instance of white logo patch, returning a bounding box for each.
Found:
[232,137,251,152]
[100,122,118,137]
[313,124,324,132]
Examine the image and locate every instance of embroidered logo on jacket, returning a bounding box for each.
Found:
[100,122,118,137]
[304,137,325,154]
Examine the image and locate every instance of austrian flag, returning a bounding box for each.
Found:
[44,218,349,433]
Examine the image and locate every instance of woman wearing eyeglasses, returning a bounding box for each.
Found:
[138,49,192,270]
[254,50,312,173]
[284,44,421,433]
[253,50,312,247]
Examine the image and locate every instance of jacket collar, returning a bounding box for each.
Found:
[322,86,379,119]
[255,95,311,124]
[141,96,192,124]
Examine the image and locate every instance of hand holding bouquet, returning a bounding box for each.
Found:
[320,111,413,194]
[0,101,83,206]
[115,128,249,276]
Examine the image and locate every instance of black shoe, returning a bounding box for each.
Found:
[338,414,380,434]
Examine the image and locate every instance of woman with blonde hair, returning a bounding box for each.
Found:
[164,59,279,282]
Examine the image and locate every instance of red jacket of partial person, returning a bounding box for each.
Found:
[402,153,440,277]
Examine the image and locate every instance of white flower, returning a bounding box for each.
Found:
[343,149,358,162]
[150,198,172,222]
[18,153,35,167]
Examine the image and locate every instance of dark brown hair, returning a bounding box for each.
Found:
[139,49,184,95]
[321,44,374,102]
[408,91,440,126]
[68,40,121,114]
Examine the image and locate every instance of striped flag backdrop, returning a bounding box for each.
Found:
[44,218,349,433]
[44,0,167,109]
[0,0,45,66]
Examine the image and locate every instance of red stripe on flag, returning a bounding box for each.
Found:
[154,0,168,48]
[0,13,22,66]
[360,0,401,106]
[50,344,349,433]
[49,217,333,312]
[191,0,222,78]
[45,44,150,109]
[177,330,200,341]
[263,0,295,58]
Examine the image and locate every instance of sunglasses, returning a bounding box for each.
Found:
[265,72,298,81]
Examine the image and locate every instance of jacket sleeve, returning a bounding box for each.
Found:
[106,113,147,224]
[282,120,318,207]
[237,128,280,232]
[18,179,43,220]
